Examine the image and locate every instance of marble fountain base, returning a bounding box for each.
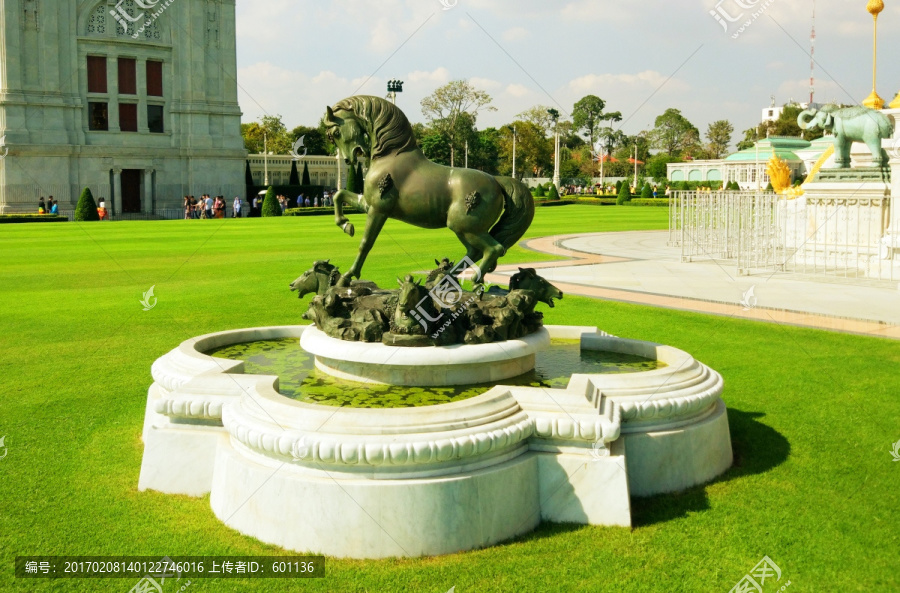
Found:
[138,325,732,559]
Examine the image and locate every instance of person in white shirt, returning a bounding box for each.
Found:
[233,197,241,218]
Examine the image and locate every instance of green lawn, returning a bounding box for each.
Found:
[1,206,897,592]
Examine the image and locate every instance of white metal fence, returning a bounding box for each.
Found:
[669,191,898,285]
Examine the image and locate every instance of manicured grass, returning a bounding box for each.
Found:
[1,207,897,592]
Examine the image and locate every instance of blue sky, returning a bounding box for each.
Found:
[235,0,900,146]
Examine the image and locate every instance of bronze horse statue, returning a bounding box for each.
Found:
[324,96,534,286]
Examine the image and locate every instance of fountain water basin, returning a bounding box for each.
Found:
[138,324,732,559]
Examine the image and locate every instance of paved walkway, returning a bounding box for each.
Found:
[483,231,900,339]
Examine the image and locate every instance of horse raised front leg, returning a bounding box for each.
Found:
[333,189,364,237]
[462,232,505,283]
[338,212,388,286]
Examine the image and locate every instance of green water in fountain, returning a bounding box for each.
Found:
[206,338,664,408]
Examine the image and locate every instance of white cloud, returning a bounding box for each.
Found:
[408,67,452,84]
[501,27,529,42]
[471,77,503,90]
[505,83,531,98]
[567,71,690,96]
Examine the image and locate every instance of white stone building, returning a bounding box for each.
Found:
[0,0,246,214]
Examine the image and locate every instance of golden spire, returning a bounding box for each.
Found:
[863,0,885,109]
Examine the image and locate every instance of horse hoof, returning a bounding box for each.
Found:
[343,223,355,237]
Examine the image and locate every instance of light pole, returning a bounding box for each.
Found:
[633,141,638,192]
[755,129,760,192]
[387,79,404,105]
[465,139,469,168]
[263,131,269,186]
[598,143,605,192]
[547,108,560,189]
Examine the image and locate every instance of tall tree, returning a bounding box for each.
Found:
[572,95,622,150]
[516,105,555,136]
[736,127,759,151]
[498,121,552,178]
[289,125,330,155]
[301,162,311,185]
[421,80,496,167]
[650,108,700,157]
[241,115,291,155]
[705,120,734,159]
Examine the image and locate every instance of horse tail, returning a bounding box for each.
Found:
[491,177,535,252]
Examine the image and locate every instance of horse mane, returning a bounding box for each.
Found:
[331,96,419,160]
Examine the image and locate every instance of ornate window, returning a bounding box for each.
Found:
[85,3,106,36]
[113,0,161,41]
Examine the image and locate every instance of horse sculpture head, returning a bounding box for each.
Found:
[396,274,426,310]
[509,268,563,308]
[289,260,339,298]
[324,96,418,167]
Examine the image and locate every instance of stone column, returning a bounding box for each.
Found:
[112,167,122,214]
[137,58,150,134]
[143,168,155,212]
[108,55,120,133]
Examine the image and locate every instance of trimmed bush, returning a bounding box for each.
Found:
[355,163,365,194]
[627,198,670,207]
[284,206,358,217]
[261,186,281,217]
[301,162,311,186]
[535,199,576,207]
[533,184,545,197]
[547,184,560,200]
[616,182,631,205]
[0,214,67,224]
[346,163,360,194]
[289,161,301,186]
[641,184,653,200]
[74,187,100,221]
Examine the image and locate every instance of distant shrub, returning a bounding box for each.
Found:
[628,199,670,207]
[546,184,560,200]
[0,214,67,224]
[74,187,99,222]
[261,186,281,217]
[616,182,631,205]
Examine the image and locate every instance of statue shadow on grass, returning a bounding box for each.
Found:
[499,407,790,546]
[629,407,790,528]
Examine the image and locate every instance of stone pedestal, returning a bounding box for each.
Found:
[138,325,732,559]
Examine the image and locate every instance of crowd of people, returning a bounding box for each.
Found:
[37,196,59,215]
[562,183,665,197]
[244,191,337,216]
[182,195,237,219]
[177,191,341,219]
[37,190,343,220]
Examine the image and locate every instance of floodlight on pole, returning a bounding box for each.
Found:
[387,79,404,105]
